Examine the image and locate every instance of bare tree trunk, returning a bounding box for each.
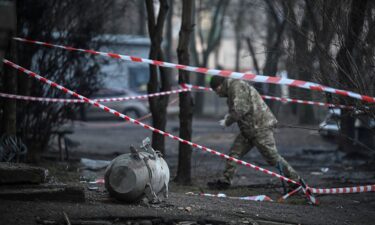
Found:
[234,1,245,71]
[175,0,194,185]
[336,0,368,155]
[2,42,17,136]
[305,0,336,90]
[262,2,286,111]
[294,7,315,124]
[283,1,316,124]
[0,1,17,137]
[165,0,174,61]
[245,38,260,74]
[145,0,171,155]
[194,0,228,115]
[138,1,147,36]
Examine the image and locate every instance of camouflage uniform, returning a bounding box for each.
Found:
[216,79,299,184]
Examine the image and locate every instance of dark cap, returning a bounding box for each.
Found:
[209,76,226,90]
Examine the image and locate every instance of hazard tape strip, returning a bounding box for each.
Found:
[76,97,178,129]
[300,179,319,205]
[186,192,273,202]
[3,59,301,187]
[278,186,303,202]
[310,185,375,194]
[1,83,354,110]
[0,85,354,110]
[5,60,375,202]
[262,95,354,109]
[14,37,375,104]
[0,88,190,103]
[182,84,355,110]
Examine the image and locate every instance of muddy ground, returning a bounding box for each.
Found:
[1,118,375,225]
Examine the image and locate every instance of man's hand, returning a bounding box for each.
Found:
[219,119,226,127]
[219,114,230,127]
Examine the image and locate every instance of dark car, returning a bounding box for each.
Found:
[83,88,149,120]
[319,108,375,151]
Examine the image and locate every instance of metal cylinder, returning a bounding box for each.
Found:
[104,138,169,203]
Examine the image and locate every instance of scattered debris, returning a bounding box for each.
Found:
[89,178,105,184]
[0,135,27,163]
[80,158,110,171]
[186,192,273,202]
[310,172,324,176]
[87,186,99,191]
[35,217,228,225]
[84,178,105,192]
[62,211,71,225]
[310,167,329,176]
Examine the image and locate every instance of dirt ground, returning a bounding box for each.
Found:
[1,118,375,225]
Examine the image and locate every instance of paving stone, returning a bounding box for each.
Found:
[0,162,47,184]
[0,184,85,202]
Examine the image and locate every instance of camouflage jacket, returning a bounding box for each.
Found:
[218,79,277,133]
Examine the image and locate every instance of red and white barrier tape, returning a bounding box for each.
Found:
[0,88,190,103]
[278,186,303,202]
[91,88,190,102]
[0,92,82,103]
[0,84,354,110]
[14,37,375,104]
[182,84,355,110]
[1,82,354,110]
[301,181,319,205]
[76,97,178,129]
[186,192,273,202]
[310,185,375,194]
[5,60,375,203]
[278,183,319,204]
[180,83,212,92]
[3,59,300,187]
[262,96,354,109]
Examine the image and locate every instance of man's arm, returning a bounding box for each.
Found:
[225,81,251,126]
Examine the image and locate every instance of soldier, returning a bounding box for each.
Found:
[207,76,299,190]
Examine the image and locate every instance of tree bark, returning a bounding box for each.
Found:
[305,0,336,89]
[0,2,17,137]
[262,2,286,111]
[245,38,260,74]
[336,0,368,154]
[194,0,228,115]
[165,0,174,61]
[283,1,316,124]
[145,0,171,155]
[175,0,194,185]
[137,1,147,36]
[234,1,245,71]
[2,41,17,136]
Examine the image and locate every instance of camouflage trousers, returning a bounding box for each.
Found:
[223,128,299,184]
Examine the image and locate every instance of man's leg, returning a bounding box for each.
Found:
[222,133,253,184]
[253,129,299,181]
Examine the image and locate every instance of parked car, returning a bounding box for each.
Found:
[319,108,375,138]
[318,109,341,137]
[83,88,149,120]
